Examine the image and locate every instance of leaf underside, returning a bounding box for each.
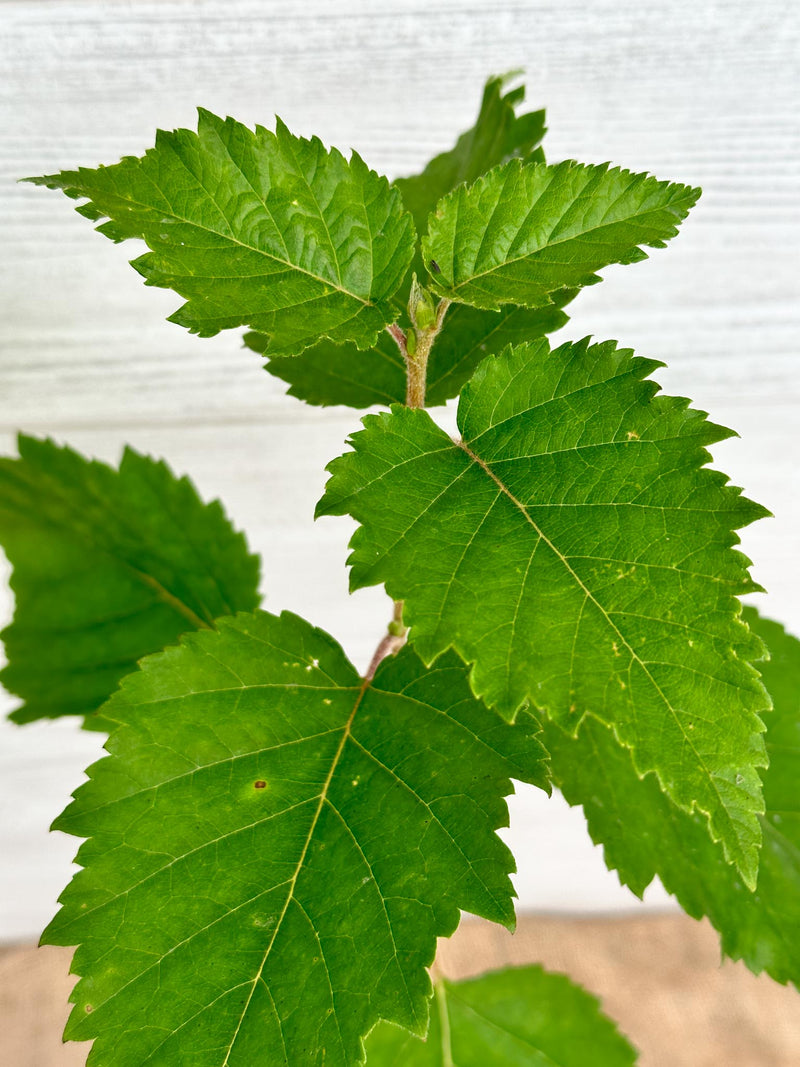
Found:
[365,965,637,1066]
[247,300,568,409]
[47,610,548,1066]
[546,607,800,988]
[26,111,415,356]
[423,159,700,311]
[0,435,259,725]
[317,337,769,884]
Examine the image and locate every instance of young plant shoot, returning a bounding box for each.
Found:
[3,75,797,1065]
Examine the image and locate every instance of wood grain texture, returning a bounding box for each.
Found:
[2,916,799,1067]
[1,0,798,940]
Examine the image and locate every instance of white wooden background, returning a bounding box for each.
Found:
[1,0,798,942]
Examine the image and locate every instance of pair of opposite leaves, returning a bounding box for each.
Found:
[5,77,788,1065]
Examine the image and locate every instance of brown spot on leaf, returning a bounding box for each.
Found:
[254,780,267,789]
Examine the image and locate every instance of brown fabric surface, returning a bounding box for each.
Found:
[1,915,798,1065]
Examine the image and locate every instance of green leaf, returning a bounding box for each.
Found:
[0,435,259,725]
[365,965,637,1066]
[26,111,415,355]
[241,77,560,411]
[544,607,800,987]
[317,338,769,884]
[424,299,570,408]
[394,74,546,255]
[46,611,548,1066]
[246,326,407,408]
[422,159,700,310]
[246,300,568,409]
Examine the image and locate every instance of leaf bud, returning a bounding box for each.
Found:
[408,273,436,331]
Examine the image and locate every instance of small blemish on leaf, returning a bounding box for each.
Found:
[85,1004,93,1014]
[254,780,267,790]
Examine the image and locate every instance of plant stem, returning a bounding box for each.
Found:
[363,600,407,681]
[405,299,451,408]
[434,974,454,1067]
[364,630,405,681]
[369,302,450,676]
[386,322,407,359]
[385,299,451,409]
[371,303,459,1029]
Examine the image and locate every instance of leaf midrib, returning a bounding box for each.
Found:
[153,127,374,306]
[63,178,375,311]
[435,980,454,1067]
[444,986,575,1067]
[220,675,371,1065]
[81,668,493,1060]
[241,122,344,288]
[73,677,536,919]
[455,436,729,841]
[6,507,214,632]
[3,461,225,630]
[440,177,691,297]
